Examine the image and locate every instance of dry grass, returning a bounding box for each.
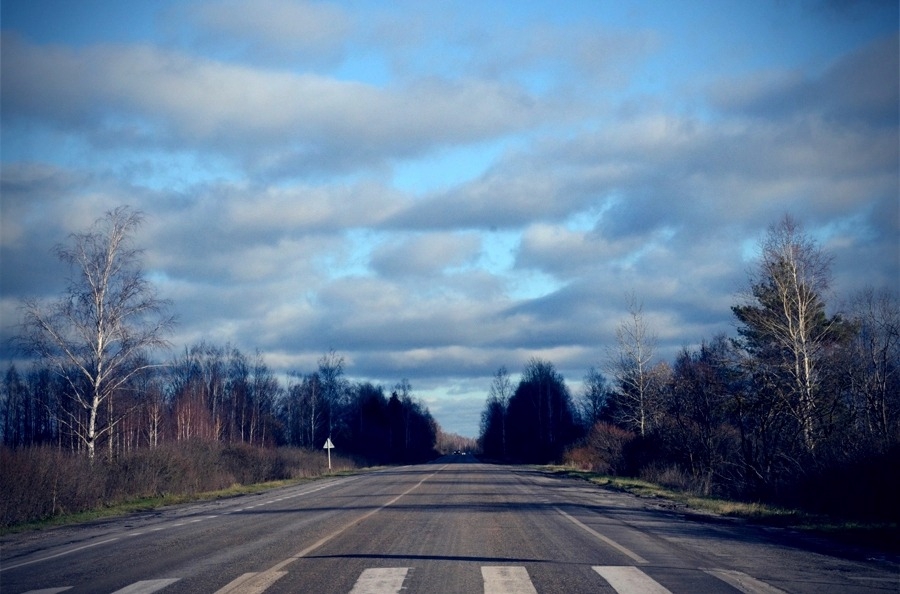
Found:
[540,464,898,551]
[0,442,361,531]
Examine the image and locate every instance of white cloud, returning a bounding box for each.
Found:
[1,35,553,179]
[1,3,896,436]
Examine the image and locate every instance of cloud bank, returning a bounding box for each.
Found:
[2,1,897,436]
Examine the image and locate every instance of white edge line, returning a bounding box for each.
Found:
[555,507,649,564]
[702,568,789,594]
[1,537,120,572]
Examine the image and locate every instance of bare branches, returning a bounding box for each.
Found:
[733,214,844,454]
[17,206,174,460]
[607,293,662,437]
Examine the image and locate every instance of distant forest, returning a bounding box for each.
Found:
[3,208,445,466]
[1,344,441,466]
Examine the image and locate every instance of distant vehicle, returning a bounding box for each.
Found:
[453,450,461,455]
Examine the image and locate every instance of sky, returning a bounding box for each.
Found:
[1,0,898,438]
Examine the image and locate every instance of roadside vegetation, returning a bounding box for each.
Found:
[2,207,896,546]
[0,440,359,531]
[480,215,899,532]
[542,465,899,554]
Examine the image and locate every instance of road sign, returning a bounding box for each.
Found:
[323,437,335,469]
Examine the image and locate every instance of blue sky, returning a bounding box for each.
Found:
[2,0,897,437]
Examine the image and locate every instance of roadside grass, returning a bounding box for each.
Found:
[540,466,898,553]
[0,469,370,536]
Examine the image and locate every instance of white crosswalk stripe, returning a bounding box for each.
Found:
[482,566,539,594]
[22,581,179,594]
[348,567,410,594]
[20,565,792,593]
[111,579,181,594]
[593,566,673,594]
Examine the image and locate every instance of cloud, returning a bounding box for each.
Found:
[186,0,352,65]
[1,3,896,436]
[370,232,482,279]
[1,34,554,179]
[711,32,899,128]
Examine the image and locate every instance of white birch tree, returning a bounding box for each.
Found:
[18,207,173,461]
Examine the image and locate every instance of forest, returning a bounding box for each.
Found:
[1,345,440,465]
[479,216,899,521]
[2,208,897,526]
[2,208,442,470]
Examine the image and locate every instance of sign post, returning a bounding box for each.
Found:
[323,437,335,470]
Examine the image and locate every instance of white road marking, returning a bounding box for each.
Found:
[215,466,447,594]
[348,568,410,594]
[111,578,181,594]
[703,568,788,594]
[21,589,73,594]
[555,507,648,564]
[0,538,119,572]
[593,566,672,594]
[214,571,287,594]
[482,566,538,594]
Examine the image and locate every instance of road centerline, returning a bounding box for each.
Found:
[214,465,447,594]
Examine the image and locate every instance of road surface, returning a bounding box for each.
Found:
[1,456,897,593]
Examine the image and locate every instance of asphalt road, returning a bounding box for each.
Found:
[1,455,897,593]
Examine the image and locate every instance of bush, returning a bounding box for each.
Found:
[639,463,692,491]
[0,441,358,528]
[563,422,635,474]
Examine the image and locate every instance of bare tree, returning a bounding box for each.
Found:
[18,207,174,460]
[732,214,842,454]
[487,365,513,456]
[579,366,609,428]
[607,293,660,437]
[845,286,900,447]
[319,349,347,438]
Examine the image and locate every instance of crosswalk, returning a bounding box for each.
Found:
[21,565,788,594]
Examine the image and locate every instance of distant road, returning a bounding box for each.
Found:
[2,456,896,593]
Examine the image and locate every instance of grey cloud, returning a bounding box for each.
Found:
[370,233,481,278]
[185,0,351,66]
[1,35,550,178]
[385,153,614,230]
[711,33,898,127]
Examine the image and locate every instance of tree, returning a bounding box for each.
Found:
[732,215,845,454]
[2,365,27,447]
[666,337,741,494]
[318,349,348,439]
[18,207,174,460]
[845,287,900,448]
[506,359,578,463]
[479,366,512,458]
[578,366,610,428]
[607,293,661,437]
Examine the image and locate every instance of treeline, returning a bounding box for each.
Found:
[3,208,440,466]
[480,216,900,521]
[1,348,439,465]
